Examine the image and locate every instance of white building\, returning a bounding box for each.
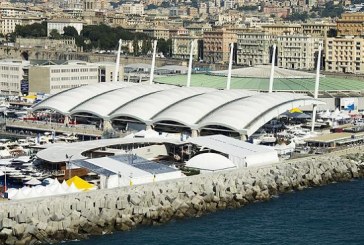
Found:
[0,59,30,95]
[277,35,321,70]
[47,19,84,36]
[29,61,99,94]
[120,3,144,15]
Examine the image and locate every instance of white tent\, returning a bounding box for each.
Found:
[186,153,237,173]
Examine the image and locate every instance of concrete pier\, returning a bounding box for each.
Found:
[0,149,363,244]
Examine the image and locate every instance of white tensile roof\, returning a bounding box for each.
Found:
[110,86,215,122]
[70,84,172,118]
[152,89,257,127]
[198,92,321,136]
[189,135,279,167]
[33,82,133,114]
[32,82,324,136]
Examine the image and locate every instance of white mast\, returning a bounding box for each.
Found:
[187,41,194,87]
[226,43,234,90]
[114,39,122,82]
[311,41,323,132]
[149,40,158,85]
[269,43,276,93]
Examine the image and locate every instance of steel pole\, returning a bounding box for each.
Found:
[4,165,7,192]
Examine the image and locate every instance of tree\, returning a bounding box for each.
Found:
[313,2,344,18]
[14,21,47,38]
[133,38,139,55]
[285,12,309,22]
[49,29,62,39]
[63,26,79,37]
[141,39,153,55]
[157,38,172,57]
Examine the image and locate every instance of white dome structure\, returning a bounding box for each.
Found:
[186,153,236,173]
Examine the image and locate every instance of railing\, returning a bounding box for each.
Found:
[5,119,103,136]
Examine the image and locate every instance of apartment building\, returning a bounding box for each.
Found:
[277,35,321,70]
[153,26,170,40]
[186,23,212,37]
[172,35,200,60]
[325,37,364,74]
[0,5,44,35]
[0,59,30,95]
[120,3,144,15]
[337,12,364,37]
[83,0,106,11]
[237,32,275,66]
[203,28,237,63]
[0,16,22,35]
[0,6,26,17]
[302,22,336,37]
[261,24,302,36]
[0,5,24,35]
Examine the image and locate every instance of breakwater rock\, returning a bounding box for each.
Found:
[1,153,364,245]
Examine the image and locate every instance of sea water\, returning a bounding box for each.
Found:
[64,179,364,245]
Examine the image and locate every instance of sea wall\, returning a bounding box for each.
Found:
[1,151,364,245]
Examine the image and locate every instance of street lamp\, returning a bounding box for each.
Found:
[66,154,73,180]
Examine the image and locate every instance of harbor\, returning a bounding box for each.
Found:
[1,15,364,243]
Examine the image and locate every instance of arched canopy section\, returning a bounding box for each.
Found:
[71,84,173,118]
[198,92,325,137]
[31,82,131,115]
[31,107,67,116]
[199,125,241,139]
[244,98,324,136]
[152,89,257,127]
[70,112,103,127]
[111,116,147,132]
[109,87,216,122]
[153,120,192,134]
[69,110,105,120]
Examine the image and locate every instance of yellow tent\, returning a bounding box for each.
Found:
[24,95,37,100]
[66,176,95,191]
[289,108,303,113]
